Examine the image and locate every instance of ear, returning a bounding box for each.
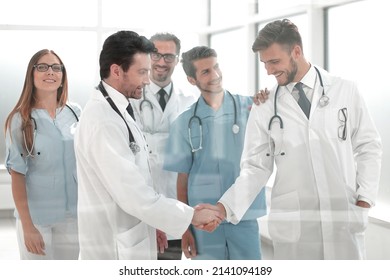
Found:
[110,64,121,79]
[187,76,196,85]
[291,44,302,59]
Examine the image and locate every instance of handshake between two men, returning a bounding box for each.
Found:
[191,203,227,232]
[189,89,270,233]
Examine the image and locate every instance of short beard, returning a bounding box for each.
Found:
[281,57,298,86]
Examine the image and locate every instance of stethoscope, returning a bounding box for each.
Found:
[139,85,173,133]
[188,90,239,152]
[267,66,330,157]
[98,81,140,155]
[23,104,79,158]
[140,84,173,112]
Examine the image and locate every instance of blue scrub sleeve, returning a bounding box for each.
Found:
[5,114,28,175]
[163,115,193,174]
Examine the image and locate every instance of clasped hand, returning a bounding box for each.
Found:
[191,203,226,232]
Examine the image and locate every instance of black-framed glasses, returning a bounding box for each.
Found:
[338,107,348,141]
[34,63,64,73]
[150,52,178,63]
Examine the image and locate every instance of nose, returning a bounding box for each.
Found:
[143,74,150,85]
[264,63,273,75]
[46,67,54,74]
[211,69,221,79]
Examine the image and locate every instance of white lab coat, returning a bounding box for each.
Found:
[219,66,382,259]
[74,82,194,260]
[131,83,195,198]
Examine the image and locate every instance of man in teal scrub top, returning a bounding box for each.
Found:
[164,46,267,260]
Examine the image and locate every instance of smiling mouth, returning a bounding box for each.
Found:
[275,72,283,78]
[155,69,167,75]
[209,77,222,85]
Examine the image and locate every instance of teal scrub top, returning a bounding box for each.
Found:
[5,104,80,225]
[164,91,266,220]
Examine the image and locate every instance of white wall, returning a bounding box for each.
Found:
[0,169,13,210]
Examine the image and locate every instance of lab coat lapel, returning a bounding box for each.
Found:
[310,84,324,117]
[278,87,308,124]
[145,89,161,114]
[310,66,331,117]
[162,89,178,122]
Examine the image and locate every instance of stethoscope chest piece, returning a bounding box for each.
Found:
[130,142,140,154]
[232,124,240,134]
[319,95,330,107]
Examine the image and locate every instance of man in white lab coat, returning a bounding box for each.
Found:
[74,31,221,260]
[130,33,196,259]
[211,19,382,259]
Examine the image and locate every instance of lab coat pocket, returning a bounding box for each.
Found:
[348,204,369,233]
[268,191,301,243]
[116,222,151,260]
[325,108,348,140]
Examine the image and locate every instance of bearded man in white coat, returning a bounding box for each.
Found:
[210,19,382,259]
[74,31,222,260]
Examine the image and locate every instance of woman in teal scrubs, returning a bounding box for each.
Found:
[164,46,266,260]
[5,49,81,259]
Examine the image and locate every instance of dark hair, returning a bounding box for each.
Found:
[252,19,303,54]
[99,30,155,79]
[181,46,217,78]
[149,32,181,55]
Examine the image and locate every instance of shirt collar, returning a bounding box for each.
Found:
[101,81,129,115]
[286,64,317,93]
[150,81,172,96]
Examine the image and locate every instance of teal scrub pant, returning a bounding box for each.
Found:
[192,219,261,260]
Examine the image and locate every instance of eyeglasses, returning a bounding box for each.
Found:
[150,52,178,63]
[34,63,64,73]
[338,107,348,141]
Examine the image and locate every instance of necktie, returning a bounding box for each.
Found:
[158,88,167,111]
[126,103,136,121]
[295,82,311,119]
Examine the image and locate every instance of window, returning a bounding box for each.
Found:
[0,0,97,26]
[327,0,390,209]
[210,28,250,95]
[0,0,207,165]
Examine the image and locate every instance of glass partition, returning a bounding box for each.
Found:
[327,0,390,208]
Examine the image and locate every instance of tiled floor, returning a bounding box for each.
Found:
[0,211,19,260]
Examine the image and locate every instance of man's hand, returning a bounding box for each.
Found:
[156,229,168,253]
[252,88,270,106]
[356,200,371,208]
[196,203,226,219]
[191,204,223,232]
[182,229,197,259]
